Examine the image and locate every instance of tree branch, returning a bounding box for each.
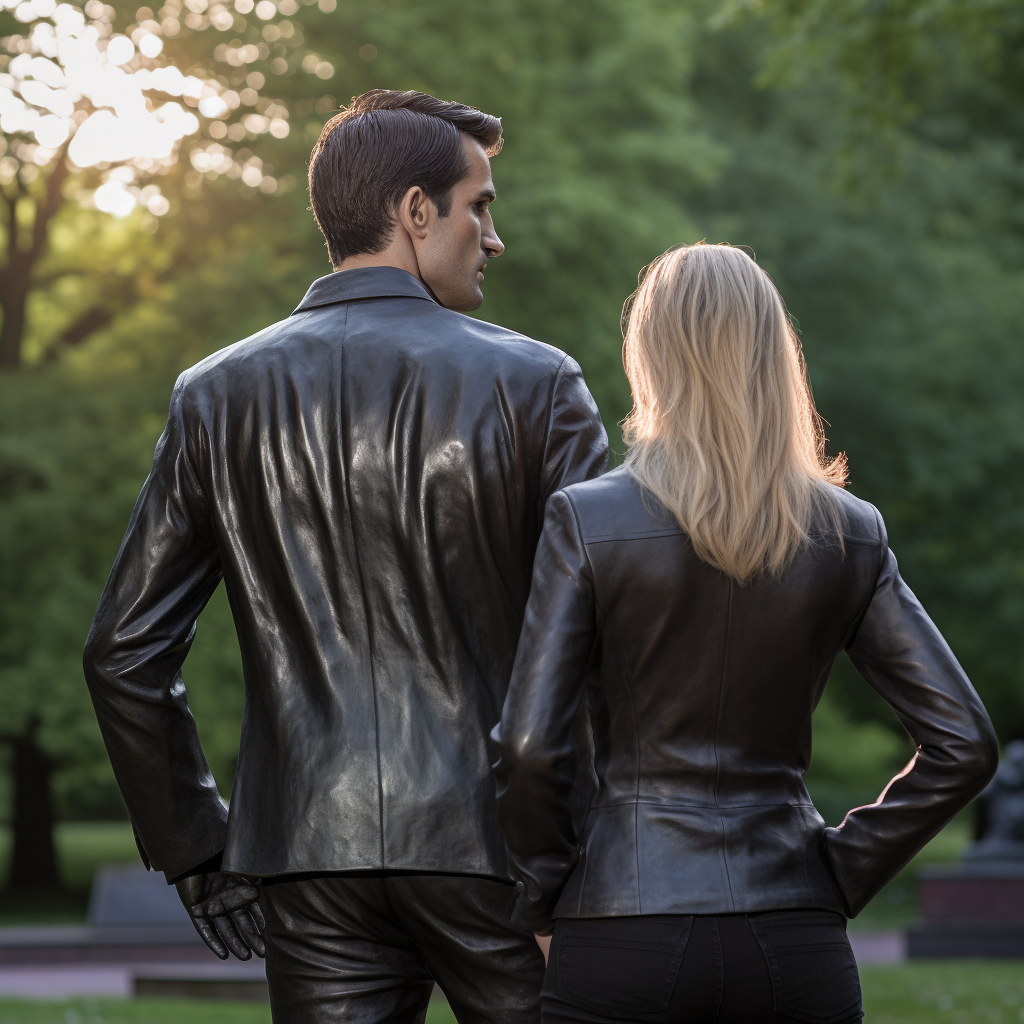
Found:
[28,143,72,267]
[0,185,17,279]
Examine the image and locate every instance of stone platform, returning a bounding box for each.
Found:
[908,864,1024,958]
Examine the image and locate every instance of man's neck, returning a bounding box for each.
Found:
[335,243,420,280]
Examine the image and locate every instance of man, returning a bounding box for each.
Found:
[83,89,608,1023]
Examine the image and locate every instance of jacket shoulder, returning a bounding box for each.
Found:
[557,474,887,551]
[831,487,886,549]
[557,467,678,543]
[173,317,298,399]
[427,308,571,375]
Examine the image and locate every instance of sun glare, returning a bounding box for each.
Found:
[0,0,292,216]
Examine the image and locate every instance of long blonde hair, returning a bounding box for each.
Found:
[621,243,848,584]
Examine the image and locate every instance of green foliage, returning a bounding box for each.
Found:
[286,0,722,430]
[3,967,1024,1024]
[860,961,1024,1024]
[804,685,910,827]
[690,0,1024,741]
[2,0,1024,851]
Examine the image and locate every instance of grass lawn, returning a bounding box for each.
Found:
[0,965,1022,1022]
[861,962,1024,1023]
[0,998,457,1023]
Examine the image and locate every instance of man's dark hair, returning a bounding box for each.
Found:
[308,89,503,267]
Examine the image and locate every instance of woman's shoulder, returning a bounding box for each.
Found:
[828,485,887,549]
[554,466,681,543]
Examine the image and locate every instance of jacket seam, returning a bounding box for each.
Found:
[562,490,602,916]
[538,355,570,499]
[713,581,736,911]
[587,799,819,810]
[872,505,887,575]
[843,506,890,652]
[335,305,385,868]
[171,383,213,519]
[583,531,882,546]
[566,491,643,913]
[562,492,599,610]
[585,530,682,543]
[293,293,436,314]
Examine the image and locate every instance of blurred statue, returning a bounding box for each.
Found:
[967,739,1024,862]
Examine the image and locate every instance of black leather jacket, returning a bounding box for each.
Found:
[83,267,608,883]
[493,467,998,932]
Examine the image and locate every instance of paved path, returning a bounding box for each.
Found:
[0,927,906,999]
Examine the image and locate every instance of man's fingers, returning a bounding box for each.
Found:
[191,914,228,960]
[232,908,265,959]
[219,885,259,912]
[213,912,251,961]
[249,898,266,933]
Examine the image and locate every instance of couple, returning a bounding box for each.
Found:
[84,90,997,1024]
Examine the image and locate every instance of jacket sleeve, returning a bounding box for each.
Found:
[82,380,229,882]
[826,512,999,917]
[538,356,609,515]
[493,490,596,934]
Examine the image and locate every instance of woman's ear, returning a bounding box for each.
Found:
[398,185,431,241]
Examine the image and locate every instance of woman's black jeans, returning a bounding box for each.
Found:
[541,909,863,1024]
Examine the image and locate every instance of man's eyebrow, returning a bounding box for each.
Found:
[476,186,497,202]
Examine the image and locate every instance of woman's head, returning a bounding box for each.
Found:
[621,242,847,584]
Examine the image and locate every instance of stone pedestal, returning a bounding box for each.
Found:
[907,863,1024,958]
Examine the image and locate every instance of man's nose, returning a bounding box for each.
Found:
[483,221,504,259]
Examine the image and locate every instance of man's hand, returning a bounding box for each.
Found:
[175,871,266,961]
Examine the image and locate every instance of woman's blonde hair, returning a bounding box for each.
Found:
[621,243,848,584]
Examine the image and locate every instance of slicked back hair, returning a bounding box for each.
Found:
[308,89,503,267]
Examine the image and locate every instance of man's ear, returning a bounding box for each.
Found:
[397,185,432,241]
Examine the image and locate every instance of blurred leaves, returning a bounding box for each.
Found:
[2,0,1024,831]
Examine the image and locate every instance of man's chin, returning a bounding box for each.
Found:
[443,286,484,313]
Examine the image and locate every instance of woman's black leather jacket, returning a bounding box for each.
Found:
[493,467,998,933]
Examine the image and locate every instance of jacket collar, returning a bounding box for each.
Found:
[292,267,437,314]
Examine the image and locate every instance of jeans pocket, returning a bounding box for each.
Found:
[554,916,692,1016]
[749,910,862,1024]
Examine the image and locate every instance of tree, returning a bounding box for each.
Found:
[0,0,725,891]
[0,0,321,888]
[0,0,315,370]
[8,0,1022,896]
[691,0,1024,764]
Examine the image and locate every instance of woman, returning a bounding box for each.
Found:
[492,243,998,1024]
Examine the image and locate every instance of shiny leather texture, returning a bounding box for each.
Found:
[83,266,608,883]
[261,873,545,1024]
[493,467,998,932]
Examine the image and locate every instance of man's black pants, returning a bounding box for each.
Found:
[541,910,863,1024]
[261,872,545,1024]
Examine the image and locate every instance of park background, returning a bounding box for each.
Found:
[1,0,1023,1020]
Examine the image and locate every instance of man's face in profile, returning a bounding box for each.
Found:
[418,135,504,312]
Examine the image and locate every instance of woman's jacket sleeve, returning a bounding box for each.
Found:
[829,511,999,916]
[492,490,596,934]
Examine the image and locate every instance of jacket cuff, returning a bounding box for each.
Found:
[131,821,152,871]
[820,827,860,918]
[511,881,557,935]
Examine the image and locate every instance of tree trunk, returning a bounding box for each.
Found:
[0,280,26,370]
[7,729,60,889]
